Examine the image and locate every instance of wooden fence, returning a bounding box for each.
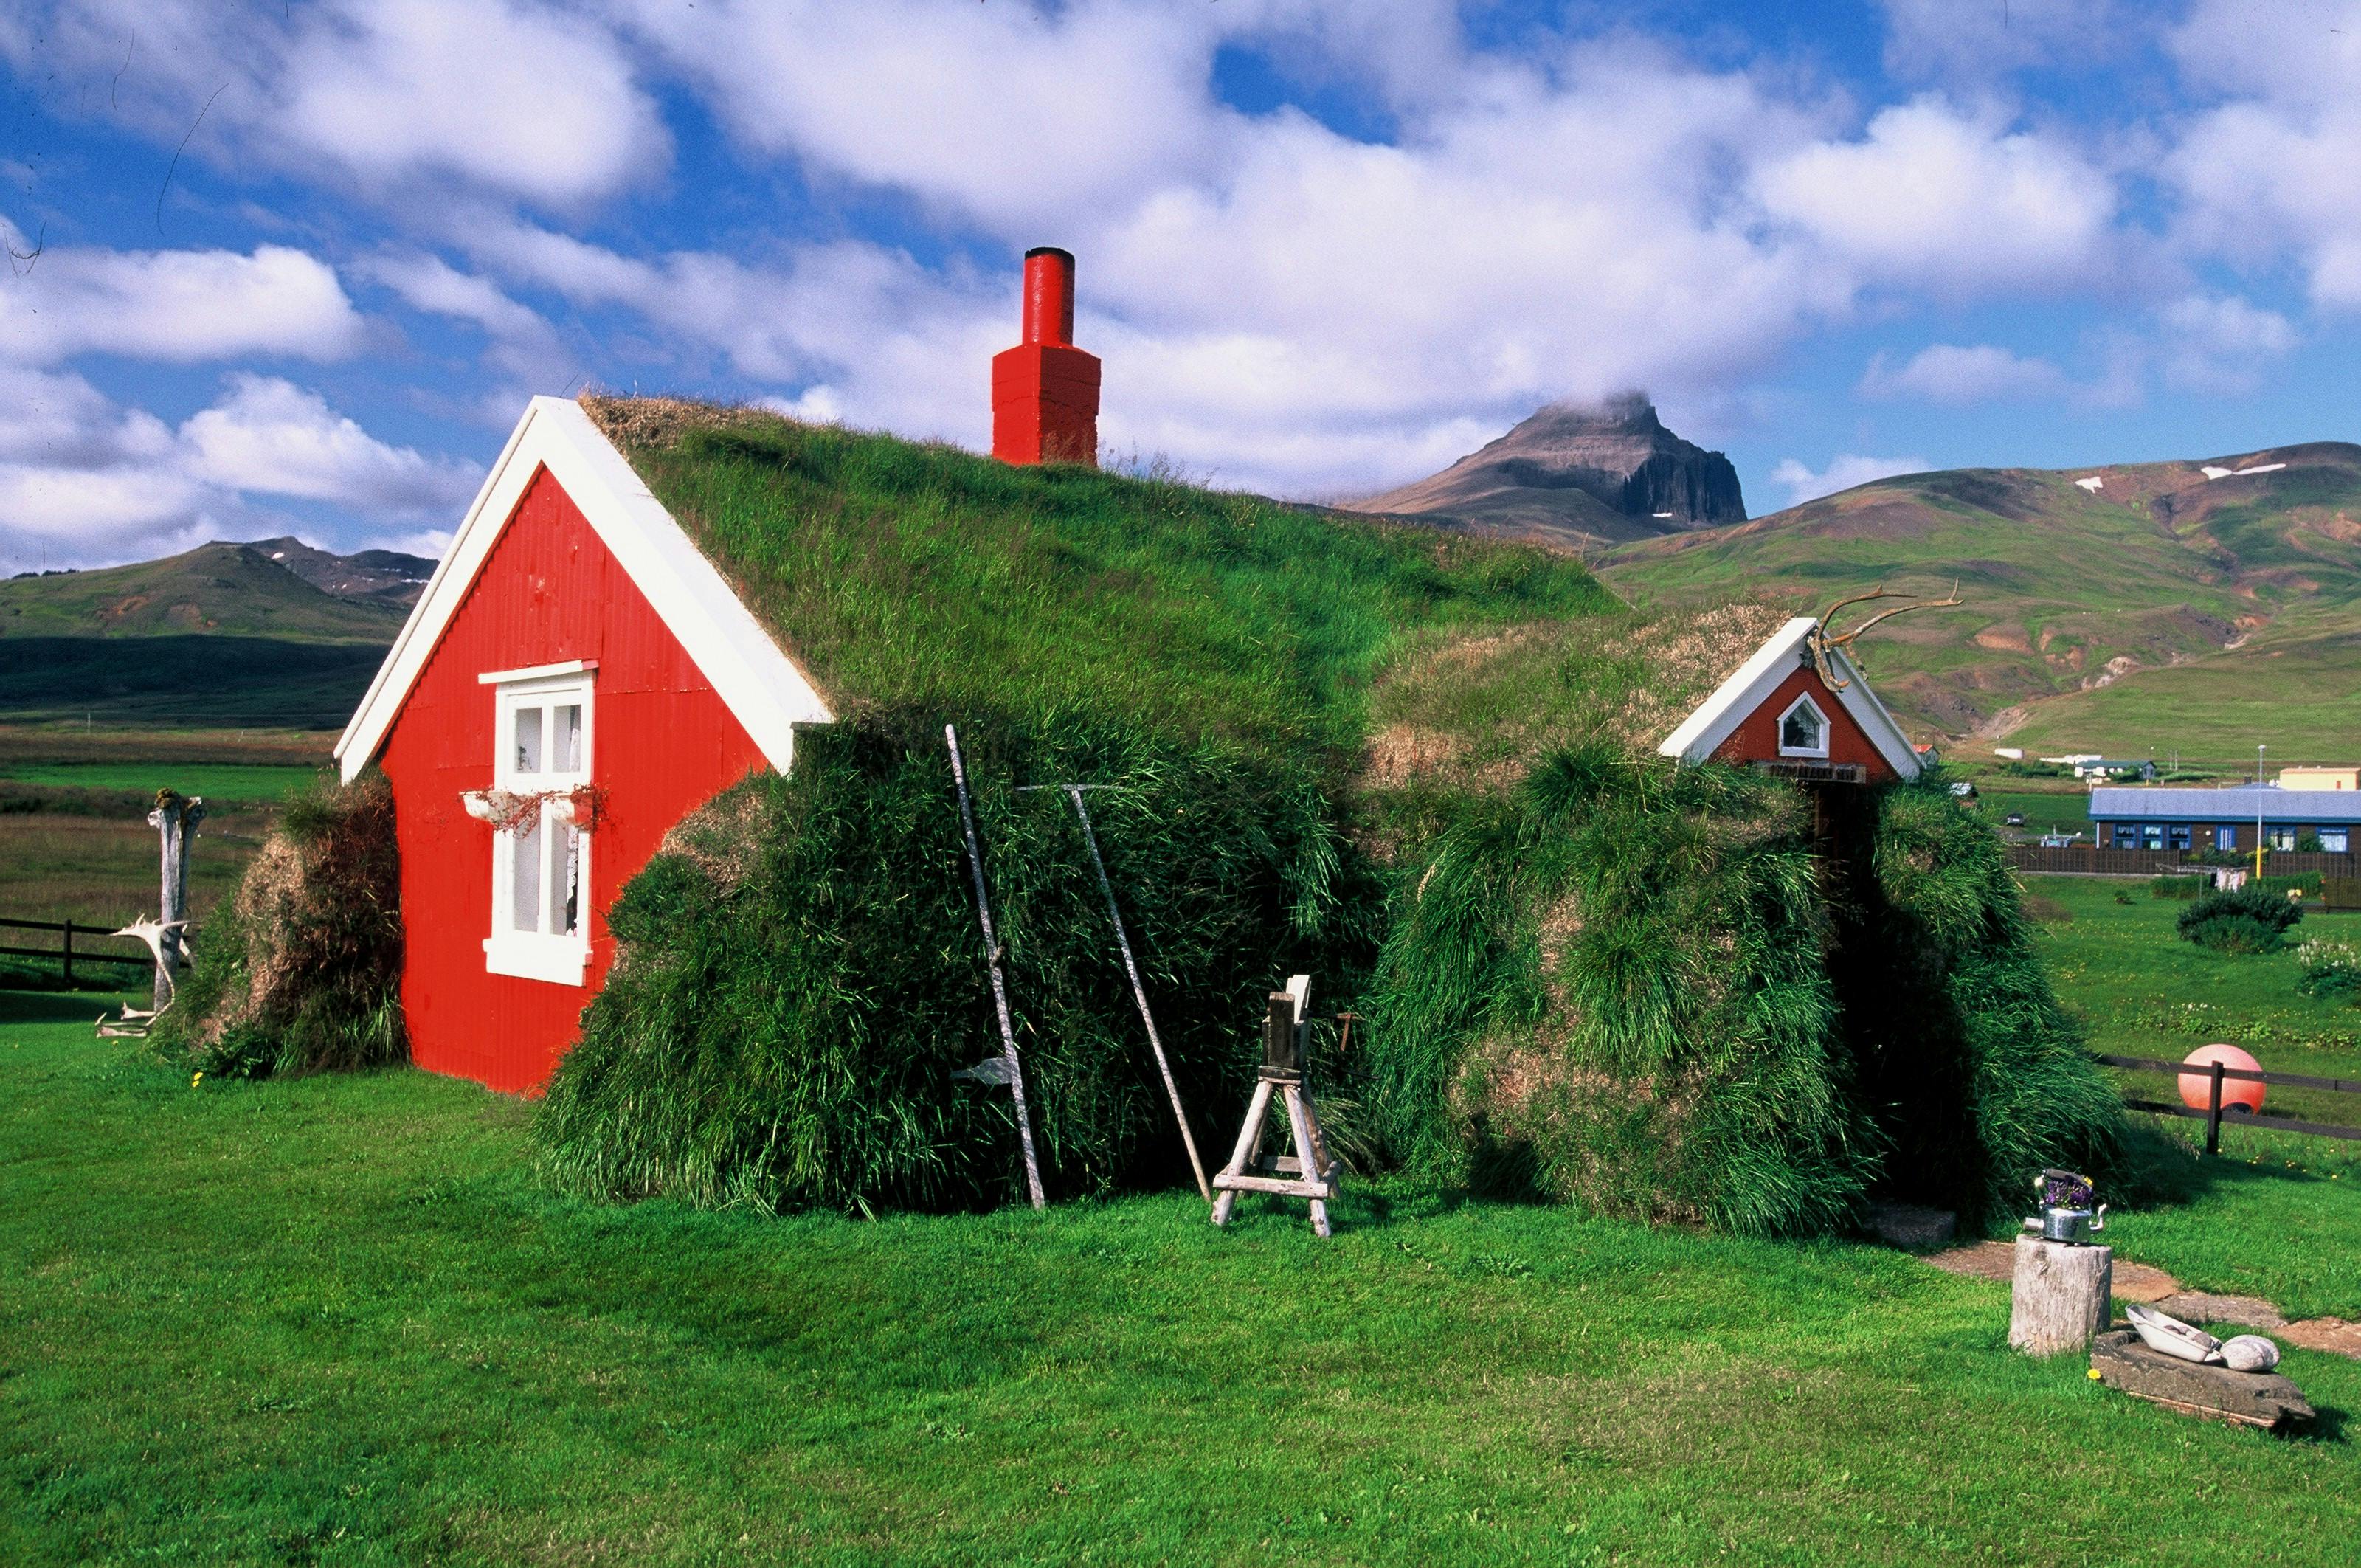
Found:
[2007,845,2361,882]
[2098,1052,2361,1153]
[0,917,159,987]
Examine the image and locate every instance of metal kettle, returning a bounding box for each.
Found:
[2021,1167,2106,1246]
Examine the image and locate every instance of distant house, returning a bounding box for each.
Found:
[2088,785,2360,854]
[1915,742,1942,768]
[2280,766,2360,792]
[1658,617,1922,784]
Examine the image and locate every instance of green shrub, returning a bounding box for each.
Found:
[2295,937,2361,997]
[2178,885,2304,953]
[2149,874,2205,900]
[153,773,406,1077]
[536,710,1356,1212]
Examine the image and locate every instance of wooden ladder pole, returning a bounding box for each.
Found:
[946,725,1045,1211]
[1064,785,1211,1201]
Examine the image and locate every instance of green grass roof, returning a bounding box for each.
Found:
[582,396,1615,767]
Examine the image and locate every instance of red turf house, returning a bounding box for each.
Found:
[1656,616,1922,784]
[339,253,1102,1094]
[333,399,833,1091]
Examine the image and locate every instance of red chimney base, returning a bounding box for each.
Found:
[992,342,1100,466]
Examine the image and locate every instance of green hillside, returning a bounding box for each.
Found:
[1598,441,2361,760]
[0,542,411,642]
[0,541,410,731]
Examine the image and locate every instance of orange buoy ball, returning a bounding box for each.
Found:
[2179,1043,2265,1113]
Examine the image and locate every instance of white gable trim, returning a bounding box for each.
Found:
[334,396,832,783]
[1656,615,1921,781]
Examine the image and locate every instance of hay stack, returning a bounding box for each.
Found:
[157,773,406,1077]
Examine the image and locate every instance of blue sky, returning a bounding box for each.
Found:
[1,0,2357,571]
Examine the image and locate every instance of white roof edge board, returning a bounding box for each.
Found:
[334,396,834,784]
[1656,614,1921,781]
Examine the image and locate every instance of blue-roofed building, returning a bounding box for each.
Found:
[2088,786,2361,854]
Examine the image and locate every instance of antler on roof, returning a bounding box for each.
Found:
[1807,580,1966,689]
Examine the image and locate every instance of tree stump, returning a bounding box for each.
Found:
[2009,1237,2112,1357]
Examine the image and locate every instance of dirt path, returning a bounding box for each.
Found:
[1924,1239,2361,1358]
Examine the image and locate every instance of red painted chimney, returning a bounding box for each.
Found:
[992,246,1100,466]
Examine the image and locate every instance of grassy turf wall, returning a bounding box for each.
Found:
[1357,754,2124,1235]
[153,773,406,1077]
[535,710,1365,1212]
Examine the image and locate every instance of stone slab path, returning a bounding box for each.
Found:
[1923,1240,2361,1360]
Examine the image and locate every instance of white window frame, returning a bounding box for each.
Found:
[2323,828,2351,854]
[1776,694,1831,759]
[481,665,595,985]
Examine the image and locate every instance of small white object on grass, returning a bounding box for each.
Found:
[2075,476,2104,492]
[2221,1335,2281,1372]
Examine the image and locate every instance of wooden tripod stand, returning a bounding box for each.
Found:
[1211,979,1342,1237]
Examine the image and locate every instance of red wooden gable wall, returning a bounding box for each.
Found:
[376,466,770,1092]
[1710,665,1900,783]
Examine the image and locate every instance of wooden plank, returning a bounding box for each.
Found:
[1211,1172,1334,1199]
[2122,1099,2361,1142]
[0,944,147,966]
[2096,1054,2361,1094]
[2089,1331,2314,1430]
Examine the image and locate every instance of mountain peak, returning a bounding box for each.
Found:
[1346,396,1745,550]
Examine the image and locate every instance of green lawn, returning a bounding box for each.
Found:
[4,989,2358,1565]
[0,760,328,802]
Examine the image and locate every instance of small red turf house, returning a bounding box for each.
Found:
[1656,615,1921,784]
[337,255,1104,1094]
[333,398,834,1091]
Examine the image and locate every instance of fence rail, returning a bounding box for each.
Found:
[0,916,160,987]
[2008,846,2361,879]
[2095,1051,2361,1153]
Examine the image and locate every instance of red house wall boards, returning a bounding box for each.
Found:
[336,398,834,1094]
[377,468,768,1091]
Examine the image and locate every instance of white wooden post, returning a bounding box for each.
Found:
[148,790,205,1010]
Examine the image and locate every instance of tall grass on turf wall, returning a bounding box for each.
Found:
[1356,754,2125,1234]
[535,709,1363,1212]
[152,773,406,1077]
[1358,747,1877,1236]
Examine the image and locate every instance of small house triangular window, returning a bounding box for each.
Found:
[1778,694,1829,759]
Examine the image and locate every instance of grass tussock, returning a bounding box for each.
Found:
[152,773,404,1077]
[535,710,1360,1212]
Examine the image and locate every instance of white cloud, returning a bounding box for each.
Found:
[0,220,364,366]
[361,251,575,410]
[1862,343,2069,403]
[1756,98,2118,297]
[179,374,482,511]
[1769,452,1931,507]
[0,371,480,569]
[0,0,663,210]
[2156,293,2298,393]
[280,0,666,206]
[2164,3,2361,308]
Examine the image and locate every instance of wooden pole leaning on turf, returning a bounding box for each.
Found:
[1019,781,1211,1201]
[945,725,1046,1211]
[148,788,205,1012]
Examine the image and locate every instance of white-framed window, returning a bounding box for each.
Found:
[1777,694,1830,759]
[2216,826,2238,852]
[480,663,594,985]
[2269,827,2298,852]
[2323,828,2351,854]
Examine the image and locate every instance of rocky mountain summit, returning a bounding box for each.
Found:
[1349,393,1747,549]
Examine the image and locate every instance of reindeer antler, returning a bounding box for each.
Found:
[1808,580,1966,689]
